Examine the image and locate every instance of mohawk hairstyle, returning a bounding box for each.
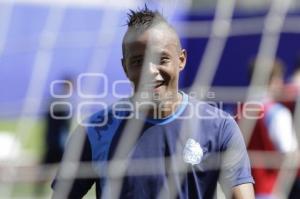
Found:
[122,5,181,56]
[126,5,167,30]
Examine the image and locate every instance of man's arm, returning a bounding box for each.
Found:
[219,116,255,198]
[52,126,96,199]
[232,183,255,199]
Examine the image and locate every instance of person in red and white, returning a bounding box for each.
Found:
[238,58,298,199]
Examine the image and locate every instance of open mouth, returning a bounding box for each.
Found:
[143,80,165,89]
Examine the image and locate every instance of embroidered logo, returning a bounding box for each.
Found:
[183,138,203,165]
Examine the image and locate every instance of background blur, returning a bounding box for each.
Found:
[1,0,300,198]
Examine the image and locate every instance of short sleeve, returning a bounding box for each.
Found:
[266,104,298,152]
[219,117,254,193]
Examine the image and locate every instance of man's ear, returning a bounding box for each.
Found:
[179,49,187,71]
[121,58,128,77]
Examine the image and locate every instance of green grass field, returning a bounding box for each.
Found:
[0,118,45,160]
[0,118,96,198]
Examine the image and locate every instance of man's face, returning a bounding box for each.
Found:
[122,27,186,103]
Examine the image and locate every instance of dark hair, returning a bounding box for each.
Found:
[247,57,285,83]
[126,5,167,31]
[293,52,300,73]
[122,6,180,57]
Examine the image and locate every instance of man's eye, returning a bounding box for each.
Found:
[160,57,169,64]
[131,59,143,66]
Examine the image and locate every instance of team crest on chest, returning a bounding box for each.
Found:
[183,138,203,165]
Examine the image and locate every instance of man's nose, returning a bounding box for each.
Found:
[148,62,159,75]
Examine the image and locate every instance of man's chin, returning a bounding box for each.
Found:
[135,93,163,103]
[137,89,178,100]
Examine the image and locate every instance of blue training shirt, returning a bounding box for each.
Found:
[52,91,254,199]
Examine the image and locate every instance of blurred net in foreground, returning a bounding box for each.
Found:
[1,0,300,198]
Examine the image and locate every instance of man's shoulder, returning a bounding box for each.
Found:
[267,102,291,113]
[81,99,131,148]
[187,96,232,120]
[86,98,132,125]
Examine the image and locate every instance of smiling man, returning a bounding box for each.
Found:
[121,13,186,119]
[52,7,255,199]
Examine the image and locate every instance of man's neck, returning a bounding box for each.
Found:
[147,92,183,119]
